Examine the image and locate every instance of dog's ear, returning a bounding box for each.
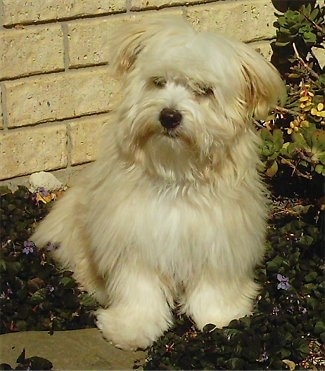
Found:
[109,17,194,77]
[108,22,150,76]
[237,45,286,120]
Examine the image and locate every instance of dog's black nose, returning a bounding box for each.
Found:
[159,108,182,129]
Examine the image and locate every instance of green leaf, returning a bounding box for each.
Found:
[0,259,6,272]
[303,31,317,44]
[299,235,314,246]
[266,255,284,272]
[59,276,76,289]
[28,356,53,370]
[273,129,284,147]
[225,358,245,369]
[314,320,325,335]
[266,161,279,177]
[310,7,320,20]
[304,271,318,283]
[30,288,47,304]
[79,293,98,308]
[275,40,291,47]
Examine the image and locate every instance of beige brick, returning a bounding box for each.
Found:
[2,0,126,26]
[130,0,211,10]
[186,0,277,42]
[68,18,121,68]
[4,70,118,128]
[0,125,67,180]
[0,26,64,80]
[69,114,112,165]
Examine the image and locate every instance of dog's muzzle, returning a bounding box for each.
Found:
[159,108,182,130]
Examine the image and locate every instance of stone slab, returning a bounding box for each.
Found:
[0,328,147,370]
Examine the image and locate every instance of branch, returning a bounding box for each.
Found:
[275,105,300,117]
[253,119,265,129]
[300,9,324,33]
[296,148,317,165]
[279,157,312,179]
[292,42,320,80]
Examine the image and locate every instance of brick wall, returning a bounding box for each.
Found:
[0,0,278,187]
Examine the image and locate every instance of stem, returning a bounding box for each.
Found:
[300,9,324,33]
[253,119,265,129]
[292,42,320,80]
[275,105,300,117]
[280,157,312,179]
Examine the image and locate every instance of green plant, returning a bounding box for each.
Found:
[0,186,97,334]
[259,1,324,181]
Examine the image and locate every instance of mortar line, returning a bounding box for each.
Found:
[0,82,9,131]
[61,22,70,72]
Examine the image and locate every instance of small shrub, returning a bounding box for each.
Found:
[0,186,97,334]
[260,2,324,181]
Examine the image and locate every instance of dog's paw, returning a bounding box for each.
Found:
[95,306,171,350]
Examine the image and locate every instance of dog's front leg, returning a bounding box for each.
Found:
[182,271,259,330]
[95,264,173,350]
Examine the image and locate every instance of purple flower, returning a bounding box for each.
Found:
[22,241,35,255]
[276,274,291,290]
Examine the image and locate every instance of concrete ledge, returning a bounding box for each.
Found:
[0,328,147,370]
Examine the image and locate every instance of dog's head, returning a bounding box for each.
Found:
[109,17,286,182]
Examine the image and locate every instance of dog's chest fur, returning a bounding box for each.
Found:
[86,170,261,283]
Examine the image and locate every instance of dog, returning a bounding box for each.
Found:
[32,17,286,350]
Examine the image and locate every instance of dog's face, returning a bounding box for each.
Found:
[109,18,285,182]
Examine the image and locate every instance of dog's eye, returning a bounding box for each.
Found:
[152,77,167,88]
[195,86,214,97]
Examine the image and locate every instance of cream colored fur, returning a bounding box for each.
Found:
[32,17,286,350]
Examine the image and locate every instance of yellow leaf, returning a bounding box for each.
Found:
[311,108,318,115]
[317,103,324,111]
[282,359,296,371]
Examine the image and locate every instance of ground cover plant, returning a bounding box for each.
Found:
[0,1,324,369]
[0,186,97,336]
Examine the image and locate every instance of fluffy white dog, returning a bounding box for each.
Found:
[32,17,285,350]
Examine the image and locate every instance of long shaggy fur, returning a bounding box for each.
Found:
[32,17,286,350]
